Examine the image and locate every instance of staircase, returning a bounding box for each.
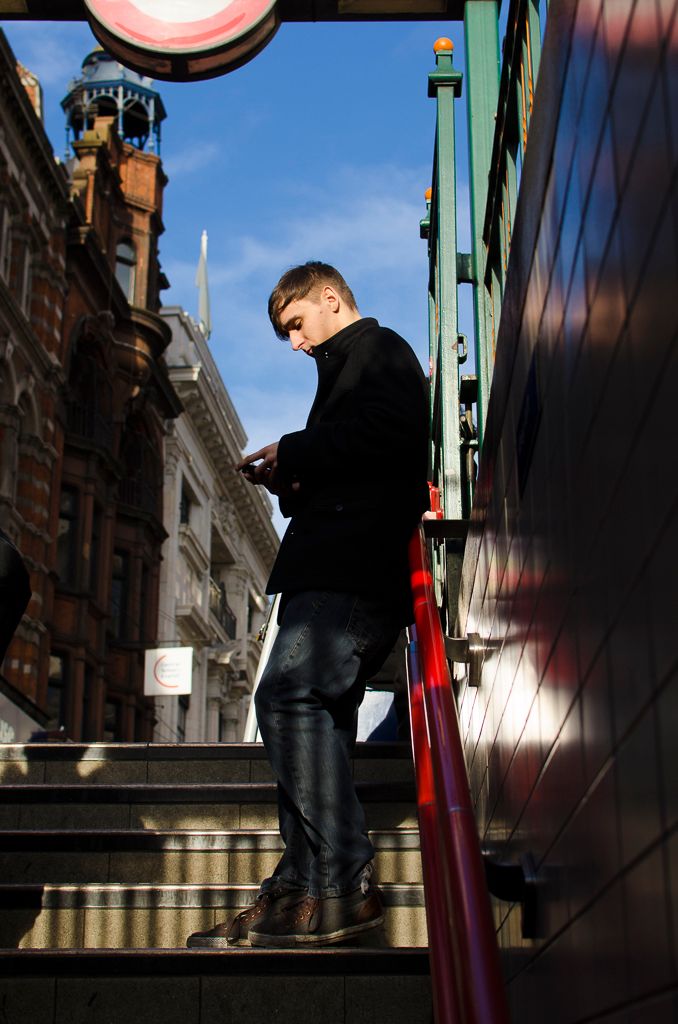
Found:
[0,741,431,1023]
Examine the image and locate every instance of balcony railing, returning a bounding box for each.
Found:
[119,476,159,517]
[209,578,237,639]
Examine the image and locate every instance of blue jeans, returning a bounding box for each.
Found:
[254,590,401,899]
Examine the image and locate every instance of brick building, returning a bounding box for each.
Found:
[0,35,182,740]
[0,30,71,738]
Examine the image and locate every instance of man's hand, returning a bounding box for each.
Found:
[237,443,301,498]
[237,442,279,486]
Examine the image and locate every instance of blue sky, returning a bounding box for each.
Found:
[2,16,476,531]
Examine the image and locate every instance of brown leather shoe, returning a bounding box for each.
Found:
[187,887,306,948]
[248,887,384,948]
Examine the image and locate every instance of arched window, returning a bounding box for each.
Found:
[115,239,136,303]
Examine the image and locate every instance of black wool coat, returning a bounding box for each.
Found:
[267,317,430,623]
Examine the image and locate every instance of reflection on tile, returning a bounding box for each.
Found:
[459,0,675,1016]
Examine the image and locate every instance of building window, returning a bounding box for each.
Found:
[19,243,32,315]
[115,239,136,302]
[89,505,102,598]
[82,664,94,741]
[179,486,191,525]
[177,694,189,743]
[110,550,130,639]
[0,207,11,283]
[66,355,113,450]
[139,563,149,642]
[46,653,68,731]
[119,421,161,517]
[57,486,79,586]
[104,698,122,741]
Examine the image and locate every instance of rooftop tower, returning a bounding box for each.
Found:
[60,46,166,154]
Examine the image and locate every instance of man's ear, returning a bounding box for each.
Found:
[321,284,341,312]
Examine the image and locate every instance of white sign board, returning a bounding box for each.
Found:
[144,647,193,696]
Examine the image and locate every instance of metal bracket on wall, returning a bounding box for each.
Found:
[444,632,485,686]
[483,852,538,939]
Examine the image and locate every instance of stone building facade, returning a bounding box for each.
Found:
[156,308,277,743]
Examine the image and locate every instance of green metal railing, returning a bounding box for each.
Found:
[422,0,548,531]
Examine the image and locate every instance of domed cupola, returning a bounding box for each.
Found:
[61,46,166,153]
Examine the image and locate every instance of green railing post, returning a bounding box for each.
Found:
[420,187,438,484]
[464,1,500,449]
[428,38,463,521]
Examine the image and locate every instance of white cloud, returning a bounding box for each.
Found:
[163,141,221,179]
[3,22,98,88]
[205,163,430,288]
[161,157,461,397]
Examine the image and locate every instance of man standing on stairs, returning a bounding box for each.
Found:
[188,261,429,949]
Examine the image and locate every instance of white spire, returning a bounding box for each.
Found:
[195,229,212,339]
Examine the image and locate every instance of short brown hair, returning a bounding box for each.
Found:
[268,261,358,339]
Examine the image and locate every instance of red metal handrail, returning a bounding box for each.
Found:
[407,523,510,1024]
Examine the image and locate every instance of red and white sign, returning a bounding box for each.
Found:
[144,647,193,696]
[84,0,279,81]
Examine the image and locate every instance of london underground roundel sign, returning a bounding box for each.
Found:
[84,0,279,82]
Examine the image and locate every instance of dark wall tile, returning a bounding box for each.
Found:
[610,1,662,191]
[623,845,675,1003]
[565,761,620,918]
[655,673,678,829]
[568,878,628,1021]
[615,706,662,866]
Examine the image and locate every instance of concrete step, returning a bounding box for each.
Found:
[0,828,423,885]
[0,948,432,1024]
[0,741,414,785]
[0,781,418,831]
[0,882,428,950]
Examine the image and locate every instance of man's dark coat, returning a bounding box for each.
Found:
[267,317,429,623]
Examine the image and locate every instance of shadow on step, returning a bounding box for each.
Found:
[0,886,43,948]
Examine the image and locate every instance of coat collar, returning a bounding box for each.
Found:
[312,317,378,363]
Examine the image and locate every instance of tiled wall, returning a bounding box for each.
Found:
[457,1,678,1020]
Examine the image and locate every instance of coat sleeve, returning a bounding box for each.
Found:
[276,337,427,482]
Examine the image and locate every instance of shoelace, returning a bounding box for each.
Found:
[360,860,374,895]
[282,895,319,926]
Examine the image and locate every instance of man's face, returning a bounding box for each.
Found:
[279,292,337,356]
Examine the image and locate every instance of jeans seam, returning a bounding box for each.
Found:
[283,590,330,667]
